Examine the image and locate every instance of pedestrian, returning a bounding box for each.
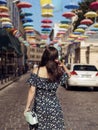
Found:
[24,46,71,130]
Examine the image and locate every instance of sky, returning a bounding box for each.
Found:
[21,0,82,32]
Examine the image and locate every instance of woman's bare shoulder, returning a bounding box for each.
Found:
[32,67,39,74]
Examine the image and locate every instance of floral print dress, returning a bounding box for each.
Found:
[27,72,67,130]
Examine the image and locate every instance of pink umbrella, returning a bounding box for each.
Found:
[0,12,9,17]
[16,2,32,8]
[90,1,98,11]
[80,19,93,25]
[41,19,52,23]
[62,12,76,18]
[41,24,51,28]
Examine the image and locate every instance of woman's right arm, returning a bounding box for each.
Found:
[24,86,36,114]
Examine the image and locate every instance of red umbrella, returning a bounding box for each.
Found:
[0,12,9,17]
[62,12,76,18]
[16,2,32,8]
[41,34,48,39]
[41,19,52,23]
[80,19,93,25]
[90,1,98,11]
[41,24,51,28]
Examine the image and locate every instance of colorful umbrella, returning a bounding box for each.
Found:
[59,24,70,29]
[60,19,71,24]
[21,17,33,23]
[62,12,76,18]
[41,28,51,32]
[23,22,33,27]
[0,17,11,22]
[90,27,98,31]
[0,6,9,12]
[85,31,96,35]
[2,21,12,25]
[24,26,34,30]
[0,0,7,4]
[74,28,85,33]
[41,12,53,17]
[0,12,9,17]
[16,2,32,8]
[41,19,52,23]
[20,12,33,17]
[41,24,51,28]
[94,23,98,28]
[77,24,88,29]
[42,3,54,9]
[64,3,79,9]
[84,11,97,18]
[90,1,98,11]
[80,19,93,25]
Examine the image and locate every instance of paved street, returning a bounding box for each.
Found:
[0,73,98,130]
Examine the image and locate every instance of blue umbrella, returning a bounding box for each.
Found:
[90,27,98,31]
[2,24,13,28]
[65,3,79,9]
[20,12,33,17]
[73,32,82,35]
[77,24,88,29]
[60,18,72,24]
[41,28,51,32]
[21,17,33,23]
[0,0,7,4]
[23,22,33,27]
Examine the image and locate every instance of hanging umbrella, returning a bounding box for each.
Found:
[23,22,33,27]
[90,1,98,11]
[85,31,96,35]
[69,34,79,38]
[77,24,88,29]
[64,3,79,9]
[0,6,9,12]
[0,12,9,17]
[41,19,52,23]
[42,3,54,9]
[60,19,71,24]
[41,12,53,17]
[74,28,85,33]
[41,34,48,39]
[21,17,33,23]
[73,32,82,35]
[90,27,98,31]
[2,21,12,25]
[0,17,11,22]
[24,26,34,30]
[0,0,7,4]
[93,23,98,28]
[25,30,34,33]
[80,19,93,25]
[16,2,32,8]
[20,12,33,17]
[41,28,51,32]
[57,31,66,35]
[84,11,97,18]
[41,24,51,28]
[59,24,70,29]
[62,12,76,18]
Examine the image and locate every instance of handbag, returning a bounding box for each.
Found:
[24,110,38,125]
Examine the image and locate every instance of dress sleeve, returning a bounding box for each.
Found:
[59,72,68,86]
[26,73,37,87]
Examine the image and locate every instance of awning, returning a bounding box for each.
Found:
[0,28,22,56]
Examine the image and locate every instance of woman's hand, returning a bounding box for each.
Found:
[24,108,30,115]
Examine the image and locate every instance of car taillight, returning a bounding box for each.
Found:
[71,71,77,75]
[96,72,98,76]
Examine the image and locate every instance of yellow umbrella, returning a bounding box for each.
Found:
[0,6,9,12]
[84,11,97,18]
[69,34,79,38]
[41,12,53,17]
[24,26,34,30]
[0,18,11,22]
[74,28,85,33]
[59,24,70,29]
[94,23,98,28]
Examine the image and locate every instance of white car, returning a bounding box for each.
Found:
[66,64,98,90]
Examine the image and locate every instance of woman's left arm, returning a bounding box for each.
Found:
[24,86,36,114]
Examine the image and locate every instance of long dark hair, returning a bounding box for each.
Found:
[39,46,63,81]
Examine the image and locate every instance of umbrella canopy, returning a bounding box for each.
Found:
[80,19,93,25]
[0,6,9,12]
[21,17,33,23]
[74,28,85,33]
[94,23,98,28]
[42,3,54,9]
[24,26,34,30]
[20,12,33,17]
[41,28,51,32]
[0,17,11,22]
[73,32,82,35]
[84,11,97,18]
[2,21,12,25]
[0,0,7,4]
[0,12,9,17]
[25,30,34,33]
[85,31,96,35]
[62,12,76,18]
[41,12,53,17]
[41,19,52,23]
[41,24,51,28]
[90,27,98,31]
[23,22,33,27]
[60,19,71,24]
[64,3,79,9]
[2,24,13,28]
[90,1,98,11]
[59,24,70,29]
[77,24,88,29]
[16,2,32,8]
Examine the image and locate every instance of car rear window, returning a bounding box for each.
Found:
[73,65,97,71]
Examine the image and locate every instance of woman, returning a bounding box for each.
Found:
[24,46,71,130]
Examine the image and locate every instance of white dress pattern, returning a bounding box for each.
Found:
[27,73,67,130]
